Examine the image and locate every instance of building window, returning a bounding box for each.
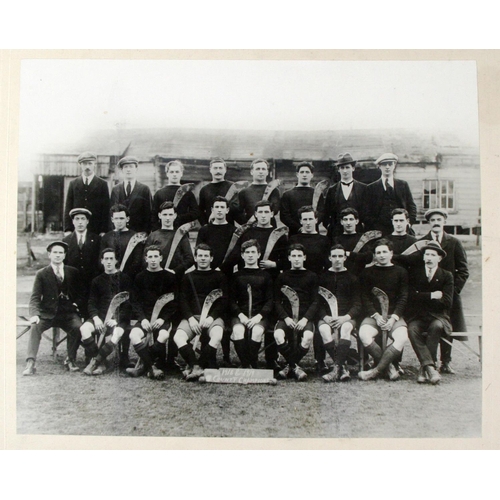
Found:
[423,179,455,211]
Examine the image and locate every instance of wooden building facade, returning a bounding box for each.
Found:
[28,128,480,234]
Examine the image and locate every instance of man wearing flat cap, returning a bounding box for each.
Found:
[111,156,153,233]
[64,152,111,236]
[63,208,101,319]
[22,241,84,375]
[364,153,417,236]
[406,241,454,384]
[323,153,367,239]
[419,208,469,374]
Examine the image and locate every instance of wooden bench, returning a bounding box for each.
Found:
[358,313,482,369]
[17,304,67,361]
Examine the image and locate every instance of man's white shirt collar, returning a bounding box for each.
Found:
[82,173,95,184]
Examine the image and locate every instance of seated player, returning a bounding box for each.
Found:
[317,245,361,382]
[22,241,84,375]
[100,204,145,279]
[274,244,319,381]
[173,244,228,381]
[407,241,454,385]
[81,248,141,375]
[127,245,178,380]
[145,201,194,277]
[386,208,417,255]
[358,239,409,381]
[230,240,273,368]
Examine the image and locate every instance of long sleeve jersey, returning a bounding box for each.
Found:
[275,269,319,321]
[152,185,201,230]
[145,229,194,276]
[230,267,274,319]
[317,269,362,319]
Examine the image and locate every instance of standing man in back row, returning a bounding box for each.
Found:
[323,153,367,239]
[111,156,153,233]
[64,152,110,236]
[280,162,318,236]
[364,153,417,236]
[232,158,280,225]
[198,158,235,225]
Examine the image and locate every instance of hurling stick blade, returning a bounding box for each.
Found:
[281,285,300,323]
[318,286,338,318]
[352,231,382,253]
[401,240,431,255]
[372,287,389,321]
[120,232,147,271]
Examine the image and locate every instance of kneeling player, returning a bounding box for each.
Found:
[357,239,409,381]
[230,240,273,368]
[173,244,228,381]
[317,245,361,382]
[81,248,140,375]
[274,244,319,381]
[127,245,178,379]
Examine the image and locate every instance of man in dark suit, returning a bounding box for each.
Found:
[406,241,454,385]
[64,152,110,236]
[323,153,367,239]
[63,208,100,319]
[23,241,84,375]
[420,208,469,374]
[364,153,417,236]
[110,156,153,233]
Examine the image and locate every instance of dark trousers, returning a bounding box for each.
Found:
[440,292,467,363]
[408,317,445,368]
[26,313,82,361]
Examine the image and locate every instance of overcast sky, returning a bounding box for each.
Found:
[18,59,479,180]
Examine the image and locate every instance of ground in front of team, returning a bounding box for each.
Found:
[15,234,483,439]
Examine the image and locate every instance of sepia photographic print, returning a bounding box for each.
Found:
[5,52,495,448]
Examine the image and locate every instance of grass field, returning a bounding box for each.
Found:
[15,235,482,439]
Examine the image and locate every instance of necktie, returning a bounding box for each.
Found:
[341,181,353,186]
[78,235,84,249]
[427,269,432,282]
[85,177,89,186]
[384,179,394,196]
[54,266,63,283]
[126,182,131,197]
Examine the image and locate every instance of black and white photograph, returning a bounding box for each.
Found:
[12,56,484,441]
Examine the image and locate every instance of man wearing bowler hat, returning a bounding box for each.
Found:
[323,153,367,239]
[111,156,153,233]
[22,241,84,375]
[364,153,417,236]
[406,241,454,384]
[420,208,469,374]
[63,208,101,319]
[64,152,111,236]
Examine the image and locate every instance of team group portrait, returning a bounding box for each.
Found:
[15,59,482,439]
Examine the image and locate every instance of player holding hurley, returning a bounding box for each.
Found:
[81,248,141,375]
[274,244,319,381]
[357,239,409,381]
[317,245,362,382]
[126,245,178,379]
[173,244,228,381]
[230,240,273,368]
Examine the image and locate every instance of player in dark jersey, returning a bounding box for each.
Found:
[230,240,273,368]
[317,245,362,382]
[386,208,417,255]
[145,201,194,277]
[274,244,319,381]
[357,239,409,381]
[126,245,178,380]
[81,248,141,376]
[173,244,228,381]
[100,204,145,280]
